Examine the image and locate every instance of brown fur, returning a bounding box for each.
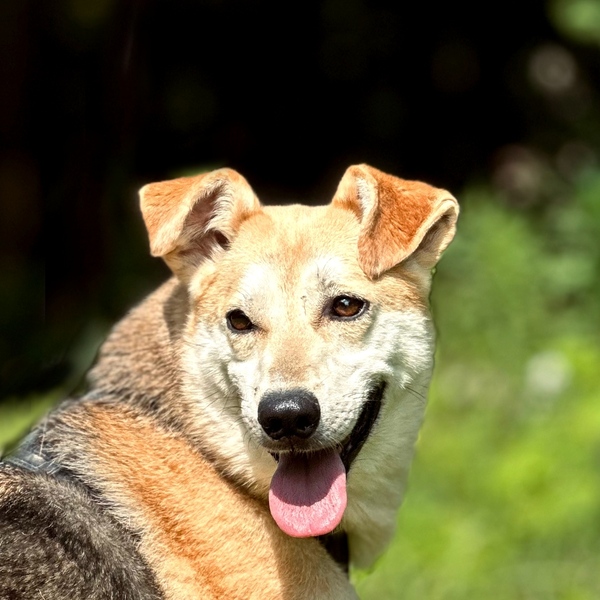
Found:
[1,164,458,598]
[58,403,351,600]
[332,164,458,277]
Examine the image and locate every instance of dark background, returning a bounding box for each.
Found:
[1,0,599,399]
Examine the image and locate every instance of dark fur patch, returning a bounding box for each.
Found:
[0,465,164,599]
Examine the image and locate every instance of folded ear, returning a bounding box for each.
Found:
[139,168,261,280]
[331,164,459,278]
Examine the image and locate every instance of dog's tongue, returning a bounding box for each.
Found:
[269,449,346,538]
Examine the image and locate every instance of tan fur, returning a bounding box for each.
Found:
[12,164,457,598]
[185,203,429,387]
[332,164,458,277]
[59,404,352,600]
[140,168,261,279]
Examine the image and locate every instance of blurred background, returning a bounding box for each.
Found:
[1,0,600,597]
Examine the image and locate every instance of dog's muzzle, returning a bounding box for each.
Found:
[260,382,386,540]
[258,382,385,472]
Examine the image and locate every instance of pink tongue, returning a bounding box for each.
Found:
[268,449,347,538]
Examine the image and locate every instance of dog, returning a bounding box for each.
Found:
[0,164,458,599]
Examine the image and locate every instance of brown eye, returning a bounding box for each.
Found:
[226,309,254,332]
[330,296,368,319]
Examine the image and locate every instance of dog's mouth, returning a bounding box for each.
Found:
[267,382,385,538]
[339,381,385,471]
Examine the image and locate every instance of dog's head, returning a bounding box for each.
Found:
[140,165,458,563]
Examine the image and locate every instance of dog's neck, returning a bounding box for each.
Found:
[87,279,186,406]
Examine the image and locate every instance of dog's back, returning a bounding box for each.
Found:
[0,395,354,599]
[0,465,163,599]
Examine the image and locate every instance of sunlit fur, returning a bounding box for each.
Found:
[0,165,457,599]
[178,203,437,566]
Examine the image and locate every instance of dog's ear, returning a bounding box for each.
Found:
[139,168,261,280]
[331,164,459,278]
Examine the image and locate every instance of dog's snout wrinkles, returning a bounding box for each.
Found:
[258,389,321,441]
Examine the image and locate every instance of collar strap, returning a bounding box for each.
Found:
[1,428,90,498]
[2,430,64,476]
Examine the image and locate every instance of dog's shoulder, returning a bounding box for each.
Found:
[0,463,164,600]
[54,400,357,599]
[86,277,188,406]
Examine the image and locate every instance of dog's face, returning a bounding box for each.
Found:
[139,165,458,564]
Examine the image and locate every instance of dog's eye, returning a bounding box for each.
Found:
[226,309,254,332]
[330,296,368,319]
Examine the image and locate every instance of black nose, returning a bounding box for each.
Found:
[258,389,321,441]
